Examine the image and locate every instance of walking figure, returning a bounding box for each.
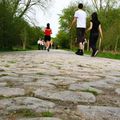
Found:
[87,12,103,57]
[37,38,44,50]
[44,23,52,52]
[69,3,87,55]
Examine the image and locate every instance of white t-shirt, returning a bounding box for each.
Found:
[37,40,44,45]
[74,9,87,28]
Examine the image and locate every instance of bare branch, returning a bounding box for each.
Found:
[18,0,51,18]
[91,0,99,12]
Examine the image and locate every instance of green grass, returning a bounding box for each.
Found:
[0,74,8,77]
[36,72,45,75]
[70,47,120,60]
[14,109,40,117]
[0,95,6,99]
[98,52,120,59]
[4,64,10,67]
[8,61,16,63]
[85,51,120,60]
[41,111,54,117]
[82,88,98,96]
[10,109,54,118]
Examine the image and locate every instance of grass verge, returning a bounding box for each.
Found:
[85,51,120,60]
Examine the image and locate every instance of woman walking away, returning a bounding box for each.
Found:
[87,12,103,57]
[44,23,52,52]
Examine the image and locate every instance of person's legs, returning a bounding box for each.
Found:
[38,44,40,50]
[76,28,85,55]
[46,41,50,51]
[48,41,51,48]
[82,38,87,52]
[44,36,47,49]
[90,33,99,56]
[41,45,44,50]
[77,42,83,55]
[44,36,51,51]
[79,42,84,50]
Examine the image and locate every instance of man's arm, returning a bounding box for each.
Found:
[69,17,77,30]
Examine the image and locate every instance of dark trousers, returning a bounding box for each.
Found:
[89,32,99,52]
[38,45,44,50]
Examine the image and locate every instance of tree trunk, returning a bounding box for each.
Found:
[100,0,103,10]
[87,39,89,51]
[114,37,119,52]
[23,41,26,50]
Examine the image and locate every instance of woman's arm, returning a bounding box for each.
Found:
[99,24,103,39]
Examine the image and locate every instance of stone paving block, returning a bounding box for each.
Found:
[77,105,120,120]
[17,117,62,120]
[115,88,120,95]
[0,87,25,97]
[0,97,55,112]
[35,89,96,103]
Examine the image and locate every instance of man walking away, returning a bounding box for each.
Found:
[69,3,87,55]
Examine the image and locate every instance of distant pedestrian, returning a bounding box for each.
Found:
[44,23,52,52]
[87,12,103,57]
[69,3,87,55]
[37,38,44,50]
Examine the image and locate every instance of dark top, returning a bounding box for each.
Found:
[90,20,100,33]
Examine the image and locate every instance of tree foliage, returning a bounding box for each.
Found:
[100,9,120,51]
[0,1,15,50]
[56,4,77,49]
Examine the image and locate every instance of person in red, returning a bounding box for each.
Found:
[44,23,52,52]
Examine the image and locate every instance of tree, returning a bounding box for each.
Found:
[28,26,44,46]
[91,0,119,12]
[101,9,120,51]
[56,30,70,49]
[0,0,51,18]
[0,1,14,50]
[57,4,77,49]
[0,0,52,50]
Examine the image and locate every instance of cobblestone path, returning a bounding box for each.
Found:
[0,50,120,120]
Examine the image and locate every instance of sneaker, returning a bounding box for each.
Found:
[92,50,98,57]
[76,50,84,56]
[47,47,49,52]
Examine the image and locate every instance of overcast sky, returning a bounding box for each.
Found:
[31,0,90,37]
